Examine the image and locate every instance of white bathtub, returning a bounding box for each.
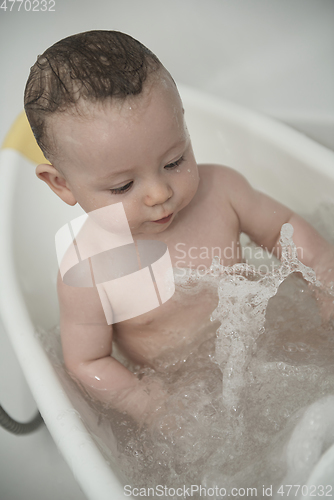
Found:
[0,86,334,499]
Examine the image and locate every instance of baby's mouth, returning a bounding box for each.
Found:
[152,213,173,224]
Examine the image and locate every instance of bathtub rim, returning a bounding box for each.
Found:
[180,85,334,181]
[0,151,128,500]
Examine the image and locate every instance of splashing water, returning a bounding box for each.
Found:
[108,220,334,494]
[212,223,320,412]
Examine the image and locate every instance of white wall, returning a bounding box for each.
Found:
[0,0,333,150]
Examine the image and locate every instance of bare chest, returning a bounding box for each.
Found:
[112,197,240,367]
[163,192,241,272]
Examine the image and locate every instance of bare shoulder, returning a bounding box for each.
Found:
[197,163,250,199]
[198,163,246,182]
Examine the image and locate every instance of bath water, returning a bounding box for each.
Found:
[37,204,334,499]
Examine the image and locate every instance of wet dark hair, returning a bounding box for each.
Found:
[24,30,162,159]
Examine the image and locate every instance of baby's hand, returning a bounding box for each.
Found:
[314,281,334,324]
[135,375,187,437]
[102,374,169,426]
[133,376,170,427]
[313,250,334,323]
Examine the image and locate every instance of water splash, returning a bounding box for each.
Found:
[211,223,319,411]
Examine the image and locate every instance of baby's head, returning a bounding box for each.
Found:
[24,30,199,235]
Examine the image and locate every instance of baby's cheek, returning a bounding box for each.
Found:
[185,165,200,194]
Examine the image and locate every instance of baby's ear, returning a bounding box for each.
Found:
[36,163,77,206]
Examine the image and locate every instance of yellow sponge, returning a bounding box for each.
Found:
[1,111,50,165]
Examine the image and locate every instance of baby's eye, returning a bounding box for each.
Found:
[164,155,185,170]
[110,181,133,195]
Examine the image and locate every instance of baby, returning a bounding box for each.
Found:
[24,30,334,423]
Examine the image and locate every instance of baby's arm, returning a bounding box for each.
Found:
[57,272,166,422]
[220,166,334,286]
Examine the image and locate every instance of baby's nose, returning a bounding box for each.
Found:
[144,179,173,206]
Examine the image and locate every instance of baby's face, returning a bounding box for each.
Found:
[50,79,199,236]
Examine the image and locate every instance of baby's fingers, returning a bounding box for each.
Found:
[314,285,334,324]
